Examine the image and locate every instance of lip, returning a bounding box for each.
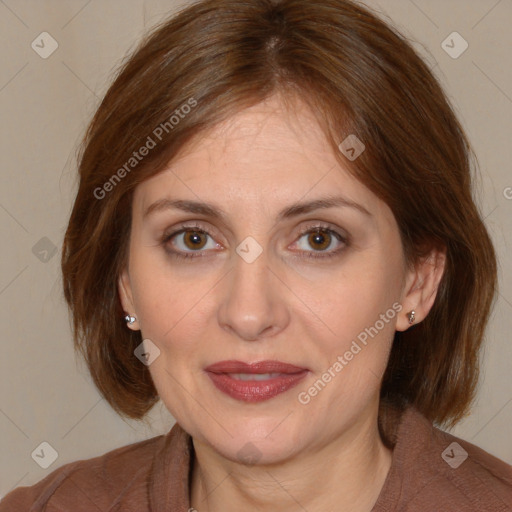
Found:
[205,360,307,374]
[205,360,309,402]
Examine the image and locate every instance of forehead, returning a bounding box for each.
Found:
[192,97,328,160]
[133,95,386,223]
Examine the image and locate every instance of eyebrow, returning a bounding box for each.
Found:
[143,195,372,222]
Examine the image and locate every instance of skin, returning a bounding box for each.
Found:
[119,93,446,512]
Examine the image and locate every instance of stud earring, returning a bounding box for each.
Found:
[124,314,136,325]
[407,310,416,325]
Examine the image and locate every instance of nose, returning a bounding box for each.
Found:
[217,245,290,342]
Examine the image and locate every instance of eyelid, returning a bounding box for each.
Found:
[289,222,348,258]
[162,221,222,244]
[295,221,348,241]
[161,221,223,257]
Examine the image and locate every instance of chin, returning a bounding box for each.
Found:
[193,413,306,465]
[215,433,301,467]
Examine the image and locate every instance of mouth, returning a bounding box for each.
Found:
[204,360,309,402]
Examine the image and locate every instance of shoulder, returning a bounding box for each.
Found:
[384,406,512,511]
[0,430,171,512]
[428,423,512,510]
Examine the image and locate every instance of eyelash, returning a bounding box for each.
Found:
[160,222,348,261]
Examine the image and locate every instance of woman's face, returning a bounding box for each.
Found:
[119,94,421,464]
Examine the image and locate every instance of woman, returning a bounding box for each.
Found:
[2,0,511,510]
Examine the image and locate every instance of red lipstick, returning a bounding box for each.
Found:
[204,360,309,402]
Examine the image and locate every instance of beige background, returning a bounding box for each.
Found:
[1,0,511,498]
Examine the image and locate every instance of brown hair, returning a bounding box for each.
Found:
[61,0,497,432]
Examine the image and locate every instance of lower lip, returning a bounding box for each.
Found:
[206,371,309,402]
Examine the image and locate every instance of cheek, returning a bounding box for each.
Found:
[320,256,400,330]
[128,242,173,334]
[128,247,218,354]
[133,275,202,344]
[308,250,403,379]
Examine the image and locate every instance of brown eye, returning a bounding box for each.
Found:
[307,230,332,251]
[162,224,220,260]
[292,225,347,259]
[182,230,208,250]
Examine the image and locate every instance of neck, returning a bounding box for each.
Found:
[190,403,394,512]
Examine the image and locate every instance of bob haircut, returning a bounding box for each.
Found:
[61,0,497,436]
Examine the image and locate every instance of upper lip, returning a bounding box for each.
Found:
[205,360,308,374]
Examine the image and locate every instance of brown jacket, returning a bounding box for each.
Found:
[1,406,511,511]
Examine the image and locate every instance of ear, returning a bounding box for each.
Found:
[396,246,446,332]
[118,267,140,331]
